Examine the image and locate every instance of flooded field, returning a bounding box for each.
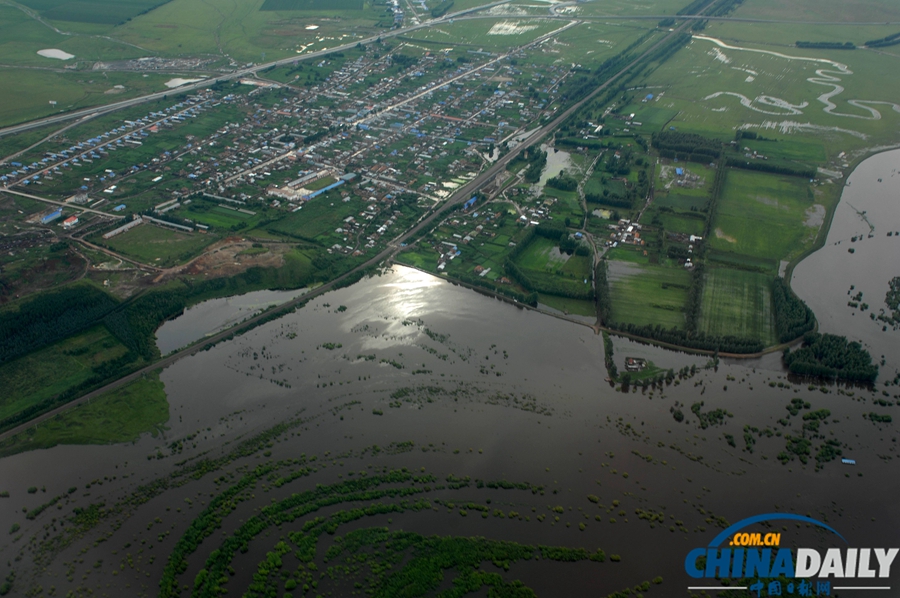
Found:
[1,267,898,597]
[155,287,309,355]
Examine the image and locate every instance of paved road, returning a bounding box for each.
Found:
[0,11,703,444]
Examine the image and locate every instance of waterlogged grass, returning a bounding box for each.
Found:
[0,372,168,458]
[0,326,130,424]
[516,236,569,271]
[710,169,816,262]
[539,294,596,317]
[699,267,776,345]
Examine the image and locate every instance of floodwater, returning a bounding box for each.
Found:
[154,287,309,354]
[37,49,74,60]
[793,148,900,374]
[1,267,899,596]
[536,143,573,191]
[164,77,204,88]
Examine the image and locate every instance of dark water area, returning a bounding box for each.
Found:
[793,148,900,375]
[1,267,899,597]
[155,287,309,355]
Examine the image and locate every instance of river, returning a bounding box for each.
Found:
[793,148,900,375]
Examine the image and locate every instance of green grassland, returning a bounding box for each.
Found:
[405,18,568,51]
[0,4,145,67]
[0,68,175,127]
[0,372,168,458]
[729,0,900,28]
[0,325,131,424]
[606,247,691,329]
[699,267,776,345]
[20,0,171,25]
[98,223,217,266]
[113,0,385,62]
[710,169,819,262]
[568,0,687,17]
[642,28,900,159]
[649,209,705,236]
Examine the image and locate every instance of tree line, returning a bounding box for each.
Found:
[771,277,816,343]
[865,32,900,48]
[796,41,855,49]
[651,131,722,158]
[723,156,815,178]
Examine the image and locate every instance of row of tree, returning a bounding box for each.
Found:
[865,32,900,48]
[611,322,764,353]
[652,131,722,157]
[771,277,816,343]
[796,41,855,49]
[723,156,816,178]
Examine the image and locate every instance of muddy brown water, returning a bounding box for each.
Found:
[155,287,309,355]
[0,257,898,596]
[793,148,900,376]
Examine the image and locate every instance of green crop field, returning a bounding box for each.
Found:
[607,250,691,329]
[0,325,131,424]
[100,223,216,266]
[699,267,776,345]
[710,169,820,262]
[0,372,168,458]
[19,0,171,24]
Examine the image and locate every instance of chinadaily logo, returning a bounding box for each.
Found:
[684,513,898,596]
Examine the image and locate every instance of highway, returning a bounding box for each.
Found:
[0,10,701,444]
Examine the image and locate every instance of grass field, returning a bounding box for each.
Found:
[699,267,776,344]
[642,27,900,159]
[101,223,216,266]
[0,69,174,127]
[729,0,900,22]
[0,372,168,458]
[516,236,570,271]
[0,325,130,424]
[607,249,691,329]
[710,169,819,262]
